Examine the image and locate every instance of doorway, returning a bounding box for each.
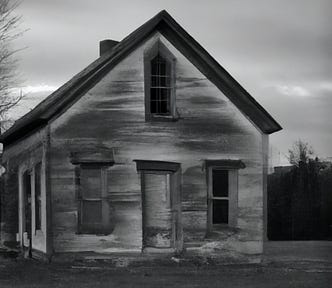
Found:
[22,170,32,257]
[135,160,182,252]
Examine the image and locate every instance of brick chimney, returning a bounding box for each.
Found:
[99,39,119,56]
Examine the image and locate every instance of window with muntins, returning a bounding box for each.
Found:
[77,165,110,235]
[212,169,229,224]
[144,40,176,120]
[208,167,237,230]
[150,54,171,115]
[206,160,244,231]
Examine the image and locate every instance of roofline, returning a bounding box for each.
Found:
[156,12,282,134]
[0,10,281,146]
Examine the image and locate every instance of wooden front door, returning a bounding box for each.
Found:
[142,170,182,252]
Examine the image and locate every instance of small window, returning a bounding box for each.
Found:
[206,159,244,231]
[212,170,229,224]
[77,165,110,234]
[34,163,42,231]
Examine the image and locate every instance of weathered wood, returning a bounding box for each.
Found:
[2,32,269,259]
[1,127,48,254]
[47,33,265,256]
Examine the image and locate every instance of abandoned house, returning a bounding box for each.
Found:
[0,10,282,262]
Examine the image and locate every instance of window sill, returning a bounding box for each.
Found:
[146,114,179,122]
[76,231,112,236]
[206,225,239,240]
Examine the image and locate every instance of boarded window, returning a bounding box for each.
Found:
[34,163,42,231]
[78,166,110,234]
[82,201,102,224]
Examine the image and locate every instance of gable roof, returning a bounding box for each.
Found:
[0,10,282,145]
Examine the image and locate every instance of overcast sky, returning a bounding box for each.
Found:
[9,0,332,165]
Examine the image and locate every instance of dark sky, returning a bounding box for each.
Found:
[10,0,332,165]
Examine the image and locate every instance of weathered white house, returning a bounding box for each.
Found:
[0,11,281,262]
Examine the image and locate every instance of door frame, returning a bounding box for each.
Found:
[19,168,33,257]
[134,160,183,253]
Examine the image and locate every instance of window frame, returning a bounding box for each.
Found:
[18,158,45,250]
[210,169,230,225]
[150,54,172,115]
[144,39,177,121]
[206,160,245,232]
[75,164,110,235]
[134,160,183,251]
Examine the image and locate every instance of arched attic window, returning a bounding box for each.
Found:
[144,40,176,121]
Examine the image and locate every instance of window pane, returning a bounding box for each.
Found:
[82,200,102,224]
[165,76,171,86]
[151,76,158,87]
[160,88,170,101]
[159,101,168,114]
[150,88,158,101]
[151,54,167,75]
[213,199,228,224]
[150,89,170,114]
[159,62,166,75]
[212,170,228,197]
[81,168,102,198]
[151,62,158,75]
[150,101,157,114]
[151,76,170,88]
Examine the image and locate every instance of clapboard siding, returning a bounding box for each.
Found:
[49,32,265,255]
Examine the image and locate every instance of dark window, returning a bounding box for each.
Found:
[35,163,42,231]
[212,170,228,197]
[213,199,229,224]
[81,167,102,227]
[212,169,229,224]
[150,54,171,115]
[78,165,110,234]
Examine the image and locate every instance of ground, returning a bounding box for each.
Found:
[0,241,331,287]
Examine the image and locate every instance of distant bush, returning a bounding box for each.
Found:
[268,159,332,240]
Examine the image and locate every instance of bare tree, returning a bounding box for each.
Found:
[288,139,314,166]
[0,0,25,129]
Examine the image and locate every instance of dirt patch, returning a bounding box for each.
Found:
[0,256,331,288]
